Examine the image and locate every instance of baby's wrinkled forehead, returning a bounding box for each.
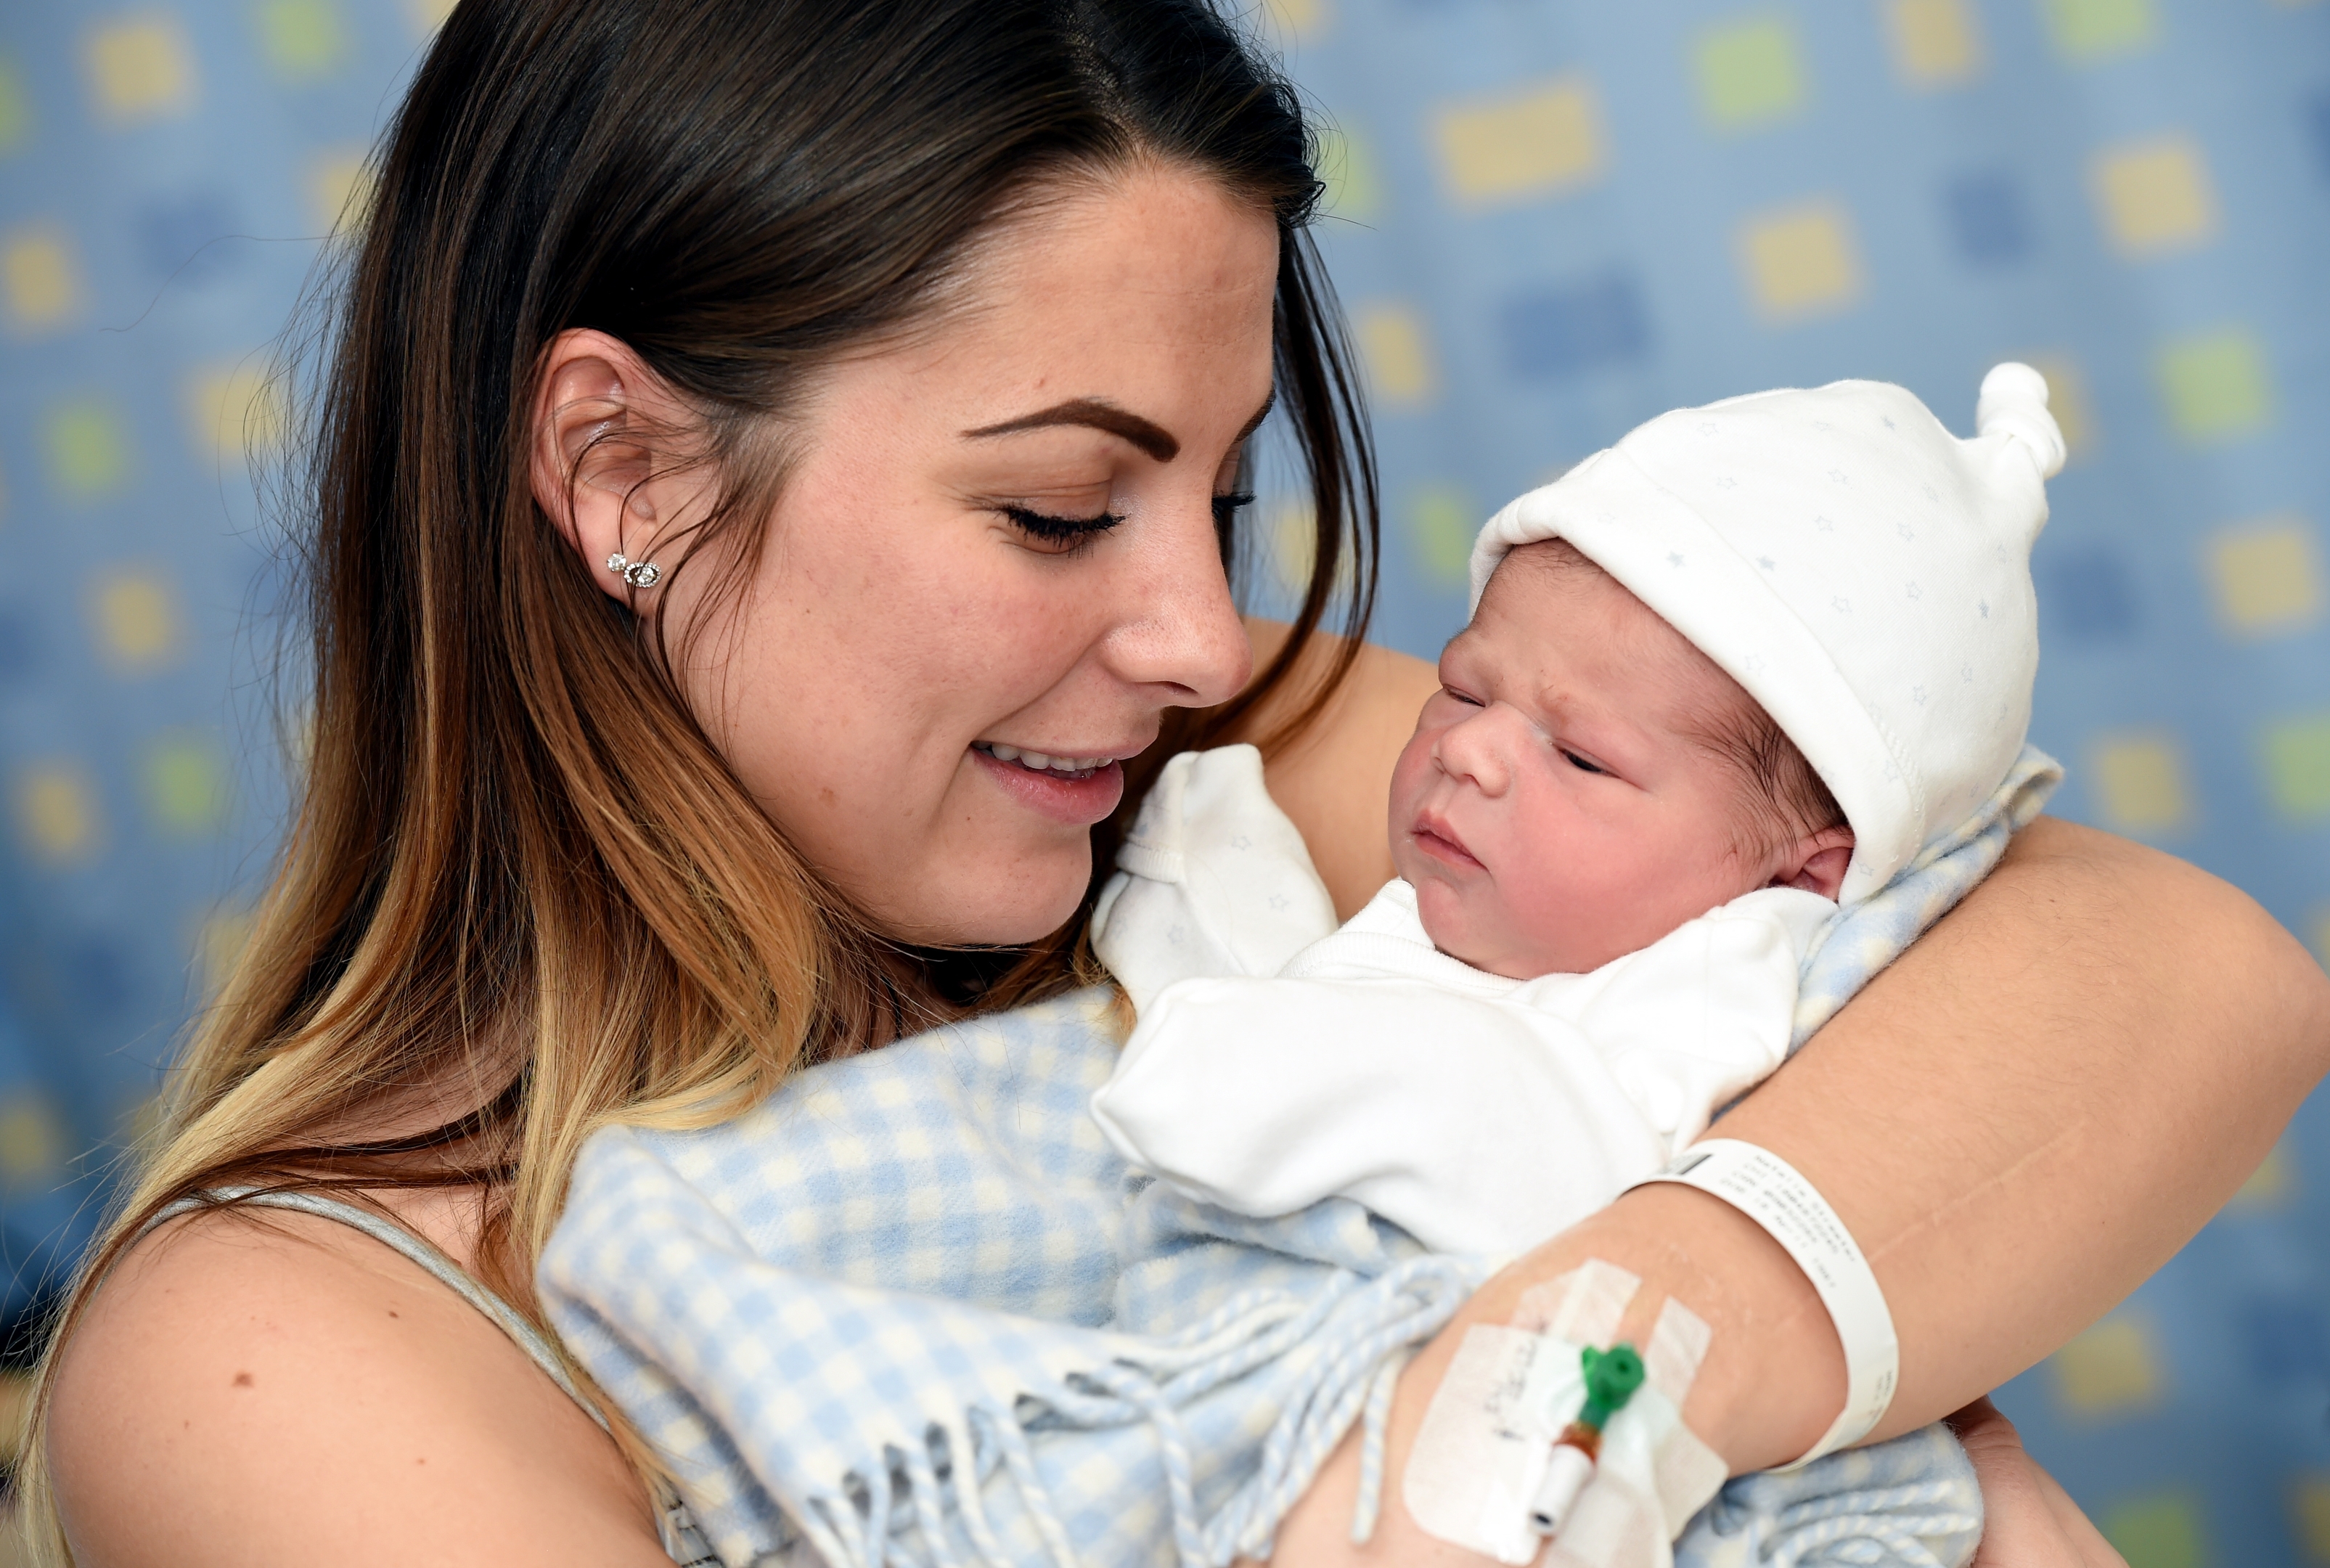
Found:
[1468,539,1761,748]
[1477,540,1715,678]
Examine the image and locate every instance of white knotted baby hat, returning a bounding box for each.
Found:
[1468,364,2065,905]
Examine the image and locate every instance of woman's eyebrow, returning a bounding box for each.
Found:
[963,398,1180,462]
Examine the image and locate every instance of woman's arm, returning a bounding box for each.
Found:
[1243,628,2330,1561]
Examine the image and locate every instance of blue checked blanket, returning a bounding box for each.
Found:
[539,748,2059,1568]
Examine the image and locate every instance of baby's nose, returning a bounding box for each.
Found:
[1437,703,1528,794]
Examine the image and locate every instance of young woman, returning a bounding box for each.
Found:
[29,1,2328,1564]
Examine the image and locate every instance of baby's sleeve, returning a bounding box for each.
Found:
[1089,745,1340,1016]
[1090,973,1672,1259]
[1550,887,1836,1156]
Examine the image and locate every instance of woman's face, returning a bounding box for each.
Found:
[672,168,1275,944]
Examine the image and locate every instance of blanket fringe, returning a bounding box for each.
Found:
[788,1256,1478,1568]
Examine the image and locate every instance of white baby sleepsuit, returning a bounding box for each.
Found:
[1090,745,1833,1259]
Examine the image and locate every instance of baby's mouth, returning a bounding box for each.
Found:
[1410,812,1484,872]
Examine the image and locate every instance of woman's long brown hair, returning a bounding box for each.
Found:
[17,0,1378,1551]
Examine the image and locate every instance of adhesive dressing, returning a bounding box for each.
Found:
[1401,1265,1727,1568]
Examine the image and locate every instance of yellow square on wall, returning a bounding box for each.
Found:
[1695,17,1806,131]
[2093,136,2218,256]
[2157,330,2272,443]
[186,362,288,461]
[1354,302,1437,409]
[2206,515,2323,637]
[2262,712,2330,820]
[89,569,180,673]
[308,147,376,235]
[1887,0,1983,86]
[0,56,31,155]
[1315,125,1379,221]
[256,0,347,80]
[17,764,100,865]
[1738,200,1863,322]
[142,733,229,836]
[0,1094,66,1186]
[2053,1316,2164,1417]
[2042,0,2158,61]
[45,399,132,500]
[1263,0,1328,41]
[3,226,81,335]
[2089,732,2189,833]
[85,14,197,126]
[1431,77,1604,209]
[2228,1140,2295,1209]
[2102,1493,2207,1568]
[2018,354,2096,460]
[1407,486,1475,587]
[2292,1476,2330,1564]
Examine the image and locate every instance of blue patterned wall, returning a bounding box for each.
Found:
[0,1,2326,1562]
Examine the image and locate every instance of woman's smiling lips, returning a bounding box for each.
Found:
[1409,810,1484,872]
[971,740,1130,826]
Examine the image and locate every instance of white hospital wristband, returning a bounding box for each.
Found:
[1623,1138,1898,1470]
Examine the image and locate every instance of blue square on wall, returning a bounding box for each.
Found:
[2239,1297,2330,1383]
[1499,271,1653,381]
[136,192,248,285]
[1942,168,2036,267]
[2307,88,2330,184]
[2035,544,2140,641]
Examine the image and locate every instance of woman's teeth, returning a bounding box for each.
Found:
[979,743,1113,775]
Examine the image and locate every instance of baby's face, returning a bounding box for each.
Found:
[1389,550,1786,979]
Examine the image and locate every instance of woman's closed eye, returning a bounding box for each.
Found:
[998,503,1125,554]
[1211,491,1255,529]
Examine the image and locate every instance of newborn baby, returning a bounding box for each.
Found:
[1090,364,2067,1262]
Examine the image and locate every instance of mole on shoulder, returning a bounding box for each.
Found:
[232,1371,254,1387]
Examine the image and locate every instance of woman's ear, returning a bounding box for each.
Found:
[1770,825,1856,901]
[528,328,691,606]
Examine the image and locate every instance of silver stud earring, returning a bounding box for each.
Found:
[605,551,662,589]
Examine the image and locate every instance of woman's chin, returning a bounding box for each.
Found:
[880,849,1094,949]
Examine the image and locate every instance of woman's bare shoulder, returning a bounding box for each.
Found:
[1238,619,1438,919]
[47,1206,670,1568]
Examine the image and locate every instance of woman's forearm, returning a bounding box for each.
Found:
[1265,819,2330,1564]
[1717,816,2329,1450]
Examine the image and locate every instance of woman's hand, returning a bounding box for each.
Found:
[1947,1398,2128,1568]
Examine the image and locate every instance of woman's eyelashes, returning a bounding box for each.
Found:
[997,503,1125,554]
[997,491,1254,555]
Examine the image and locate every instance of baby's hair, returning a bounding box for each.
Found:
[1696,699,1847,862]
[1503,539,1846,860]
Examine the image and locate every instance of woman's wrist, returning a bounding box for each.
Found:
[1477,1182,1848,1474]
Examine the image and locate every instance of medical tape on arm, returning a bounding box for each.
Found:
[1400,1262,1728,1567]
[1623,1138,1898,1469]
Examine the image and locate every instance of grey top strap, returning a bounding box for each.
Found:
[146,1186,608,1429]
[143,1188,722,1565]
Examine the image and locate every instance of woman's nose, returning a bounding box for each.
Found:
[1103,495,1252,708]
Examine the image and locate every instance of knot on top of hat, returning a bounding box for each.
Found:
[1974,362,2066,481]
